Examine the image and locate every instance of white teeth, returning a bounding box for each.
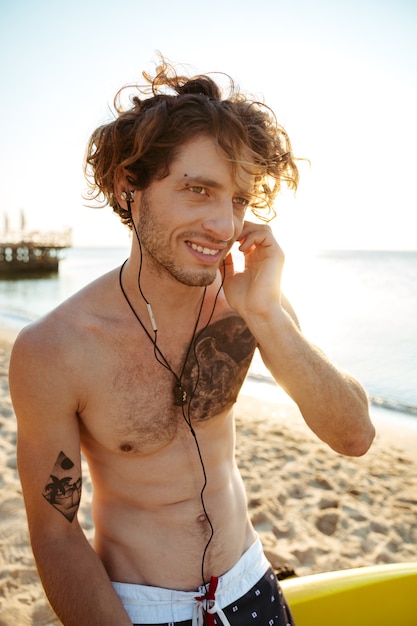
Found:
[190,243,218,256]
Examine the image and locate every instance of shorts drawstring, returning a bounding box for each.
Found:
[193,577,232,626]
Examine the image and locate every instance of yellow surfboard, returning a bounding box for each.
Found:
[280,562,417,625]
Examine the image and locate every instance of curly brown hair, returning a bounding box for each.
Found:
[84,56,299,228]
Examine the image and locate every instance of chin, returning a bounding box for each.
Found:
[176,268,218,287]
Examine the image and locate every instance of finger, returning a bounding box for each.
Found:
[238,221,273,242]
[239,229,272,253]
[236,220,258,242]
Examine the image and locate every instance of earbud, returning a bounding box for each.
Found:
[121,190,134,202]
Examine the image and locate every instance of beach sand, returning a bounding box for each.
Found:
[1,336,416,626]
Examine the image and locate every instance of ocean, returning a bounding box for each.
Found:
[1,247,416,429]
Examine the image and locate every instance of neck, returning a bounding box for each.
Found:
[121,254,217,324]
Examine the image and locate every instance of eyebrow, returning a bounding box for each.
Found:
[183,175,223,188]
[182,174,252,196]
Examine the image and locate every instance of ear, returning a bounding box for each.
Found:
[114,172,140,211]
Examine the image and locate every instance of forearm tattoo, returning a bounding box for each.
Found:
[42,451,82,522]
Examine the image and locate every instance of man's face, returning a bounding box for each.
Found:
[136,135,254,287]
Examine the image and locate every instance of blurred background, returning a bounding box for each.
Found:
[1,0,416,423]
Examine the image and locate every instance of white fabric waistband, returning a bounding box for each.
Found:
[112,537,270,624]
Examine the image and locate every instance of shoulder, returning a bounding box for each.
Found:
[10,268,121,398]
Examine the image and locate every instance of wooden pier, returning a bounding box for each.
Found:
[0,229,72,277]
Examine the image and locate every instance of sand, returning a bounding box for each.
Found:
[1,336,416,625]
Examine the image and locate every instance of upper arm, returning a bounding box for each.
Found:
[9,322,84,545]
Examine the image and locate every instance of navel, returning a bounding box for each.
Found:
[196,513,208,525]
[120,443,133,453]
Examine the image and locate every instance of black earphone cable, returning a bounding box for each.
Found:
[120,204,227,589]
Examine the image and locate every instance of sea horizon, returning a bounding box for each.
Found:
[1,247,416,425]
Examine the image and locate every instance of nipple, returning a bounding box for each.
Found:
[197,513,208,524]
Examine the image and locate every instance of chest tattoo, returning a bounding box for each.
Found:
[181,315,256,420]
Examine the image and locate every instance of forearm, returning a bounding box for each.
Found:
[250,306,375,456]
[32,530,132,626]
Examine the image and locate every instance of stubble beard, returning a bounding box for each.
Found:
[137,194,219,288]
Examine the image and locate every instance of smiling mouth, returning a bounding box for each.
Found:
[188,242,219,257]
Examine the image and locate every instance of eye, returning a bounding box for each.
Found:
[187,185,208,196]
[233,196,250,209]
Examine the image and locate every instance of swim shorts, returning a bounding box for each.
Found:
[112,538,295,625]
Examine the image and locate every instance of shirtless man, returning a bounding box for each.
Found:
[9,58,375,626]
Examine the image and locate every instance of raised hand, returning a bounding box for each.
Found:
[222,221,285,318]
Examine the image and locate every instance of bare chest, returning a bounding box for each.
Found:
[80,314,256,454]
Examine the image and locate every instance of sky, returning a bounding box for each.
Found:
[0,0,416,251]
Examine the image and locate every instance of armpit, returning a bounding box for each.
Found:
[42,451,82,522]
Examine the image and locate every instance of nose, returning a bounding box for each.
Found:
[201,199,236,242]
